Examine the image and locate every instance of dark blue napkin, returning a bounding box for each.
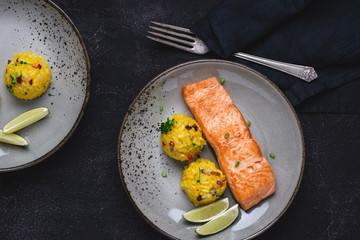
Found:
[191,0,360,113]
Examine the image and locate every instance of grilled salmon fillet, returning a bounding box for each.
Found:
[182,77,275,210]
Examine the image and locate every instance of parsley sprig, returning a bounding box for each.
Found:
[157,118,175,133]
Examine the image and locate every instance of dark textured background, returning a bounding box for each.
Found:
[1,0,360,239]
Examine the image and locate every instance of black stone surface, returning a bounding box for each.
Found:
[1,0,359,239]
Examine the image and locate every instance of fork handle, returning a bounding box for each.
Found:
[233,52,317,82]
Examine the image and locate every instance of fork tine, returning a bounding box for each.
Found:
[146,35,194,53]
[148,31,193,48]
[149,26,196,41]
[150,21,193,34]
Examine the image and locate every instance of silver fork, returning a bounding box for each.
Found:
[147,21,318,82]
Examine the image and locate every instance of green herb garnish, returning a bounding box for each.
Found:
[215,192,223,197]
[235,161,239,167]
[159,104,163,111]
[224,132,230,139]
[247,120,251,126]
[269,153,275,159]
[220,78,225,85]
[196,167,201,182]
[7,85,13,94]
[199,145,204,151]
[161,172,167,177]
[10,74,17,84]
[186,143,196,151]
[48,93,55,96]
[12,61,31,66]
[157,118,175,133]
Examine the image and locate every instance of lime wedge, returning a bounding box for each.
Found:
[3,107,49,134]
[195,204,239,236]
[0,130,28,146]
[183,198,229,223]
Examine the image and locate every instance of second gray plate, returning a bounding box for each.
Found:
[118,59,304,240]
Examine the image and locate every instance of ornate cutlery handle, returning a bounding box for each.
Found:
[233,52,317,82]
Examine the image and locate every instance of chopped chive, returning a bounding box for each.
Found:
[224,132,230,139]
[235,161,239,167]
[247,120,251,126]
[48,93,55,96]
[199,145,204,151]
[186,143,196,151]
[160,104,163,111]
[269,153,275,159]
[27,88,30,91]
[196,167,201,182]
[220,78,225,85]
[10,74,17,84]
[161,172,167,177]
[215,192,223,197]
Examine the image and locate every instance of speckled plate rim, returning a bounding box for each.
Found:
[117,59,305,240]
[0,0,91,172]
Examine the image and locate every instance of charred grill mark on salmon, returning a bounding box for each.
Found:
[182,77,275,210]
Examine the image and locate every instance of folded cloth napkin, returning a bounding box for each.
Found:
[191,0,360,113]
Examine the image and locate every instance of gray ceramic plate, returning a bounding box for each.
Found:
[0,0,90,171]
[118,60,304,240]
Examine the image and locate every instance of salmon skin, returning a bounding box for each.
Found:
[182,77,275,210]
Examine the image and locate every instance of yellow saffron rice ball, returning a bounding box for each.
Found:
[181,158,227,206]
[3,51,51,100]
[160,114,206,162]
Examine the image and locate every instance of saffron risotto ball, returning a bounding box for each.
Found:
[181,158,227,206]
[160,114,206,162]
[3,51,51,100]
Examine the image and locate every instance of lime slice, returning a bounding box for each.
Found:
[0,130,28,146]
[183,198,229,223]
[195,204,239,236]
[3,107,49,134]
